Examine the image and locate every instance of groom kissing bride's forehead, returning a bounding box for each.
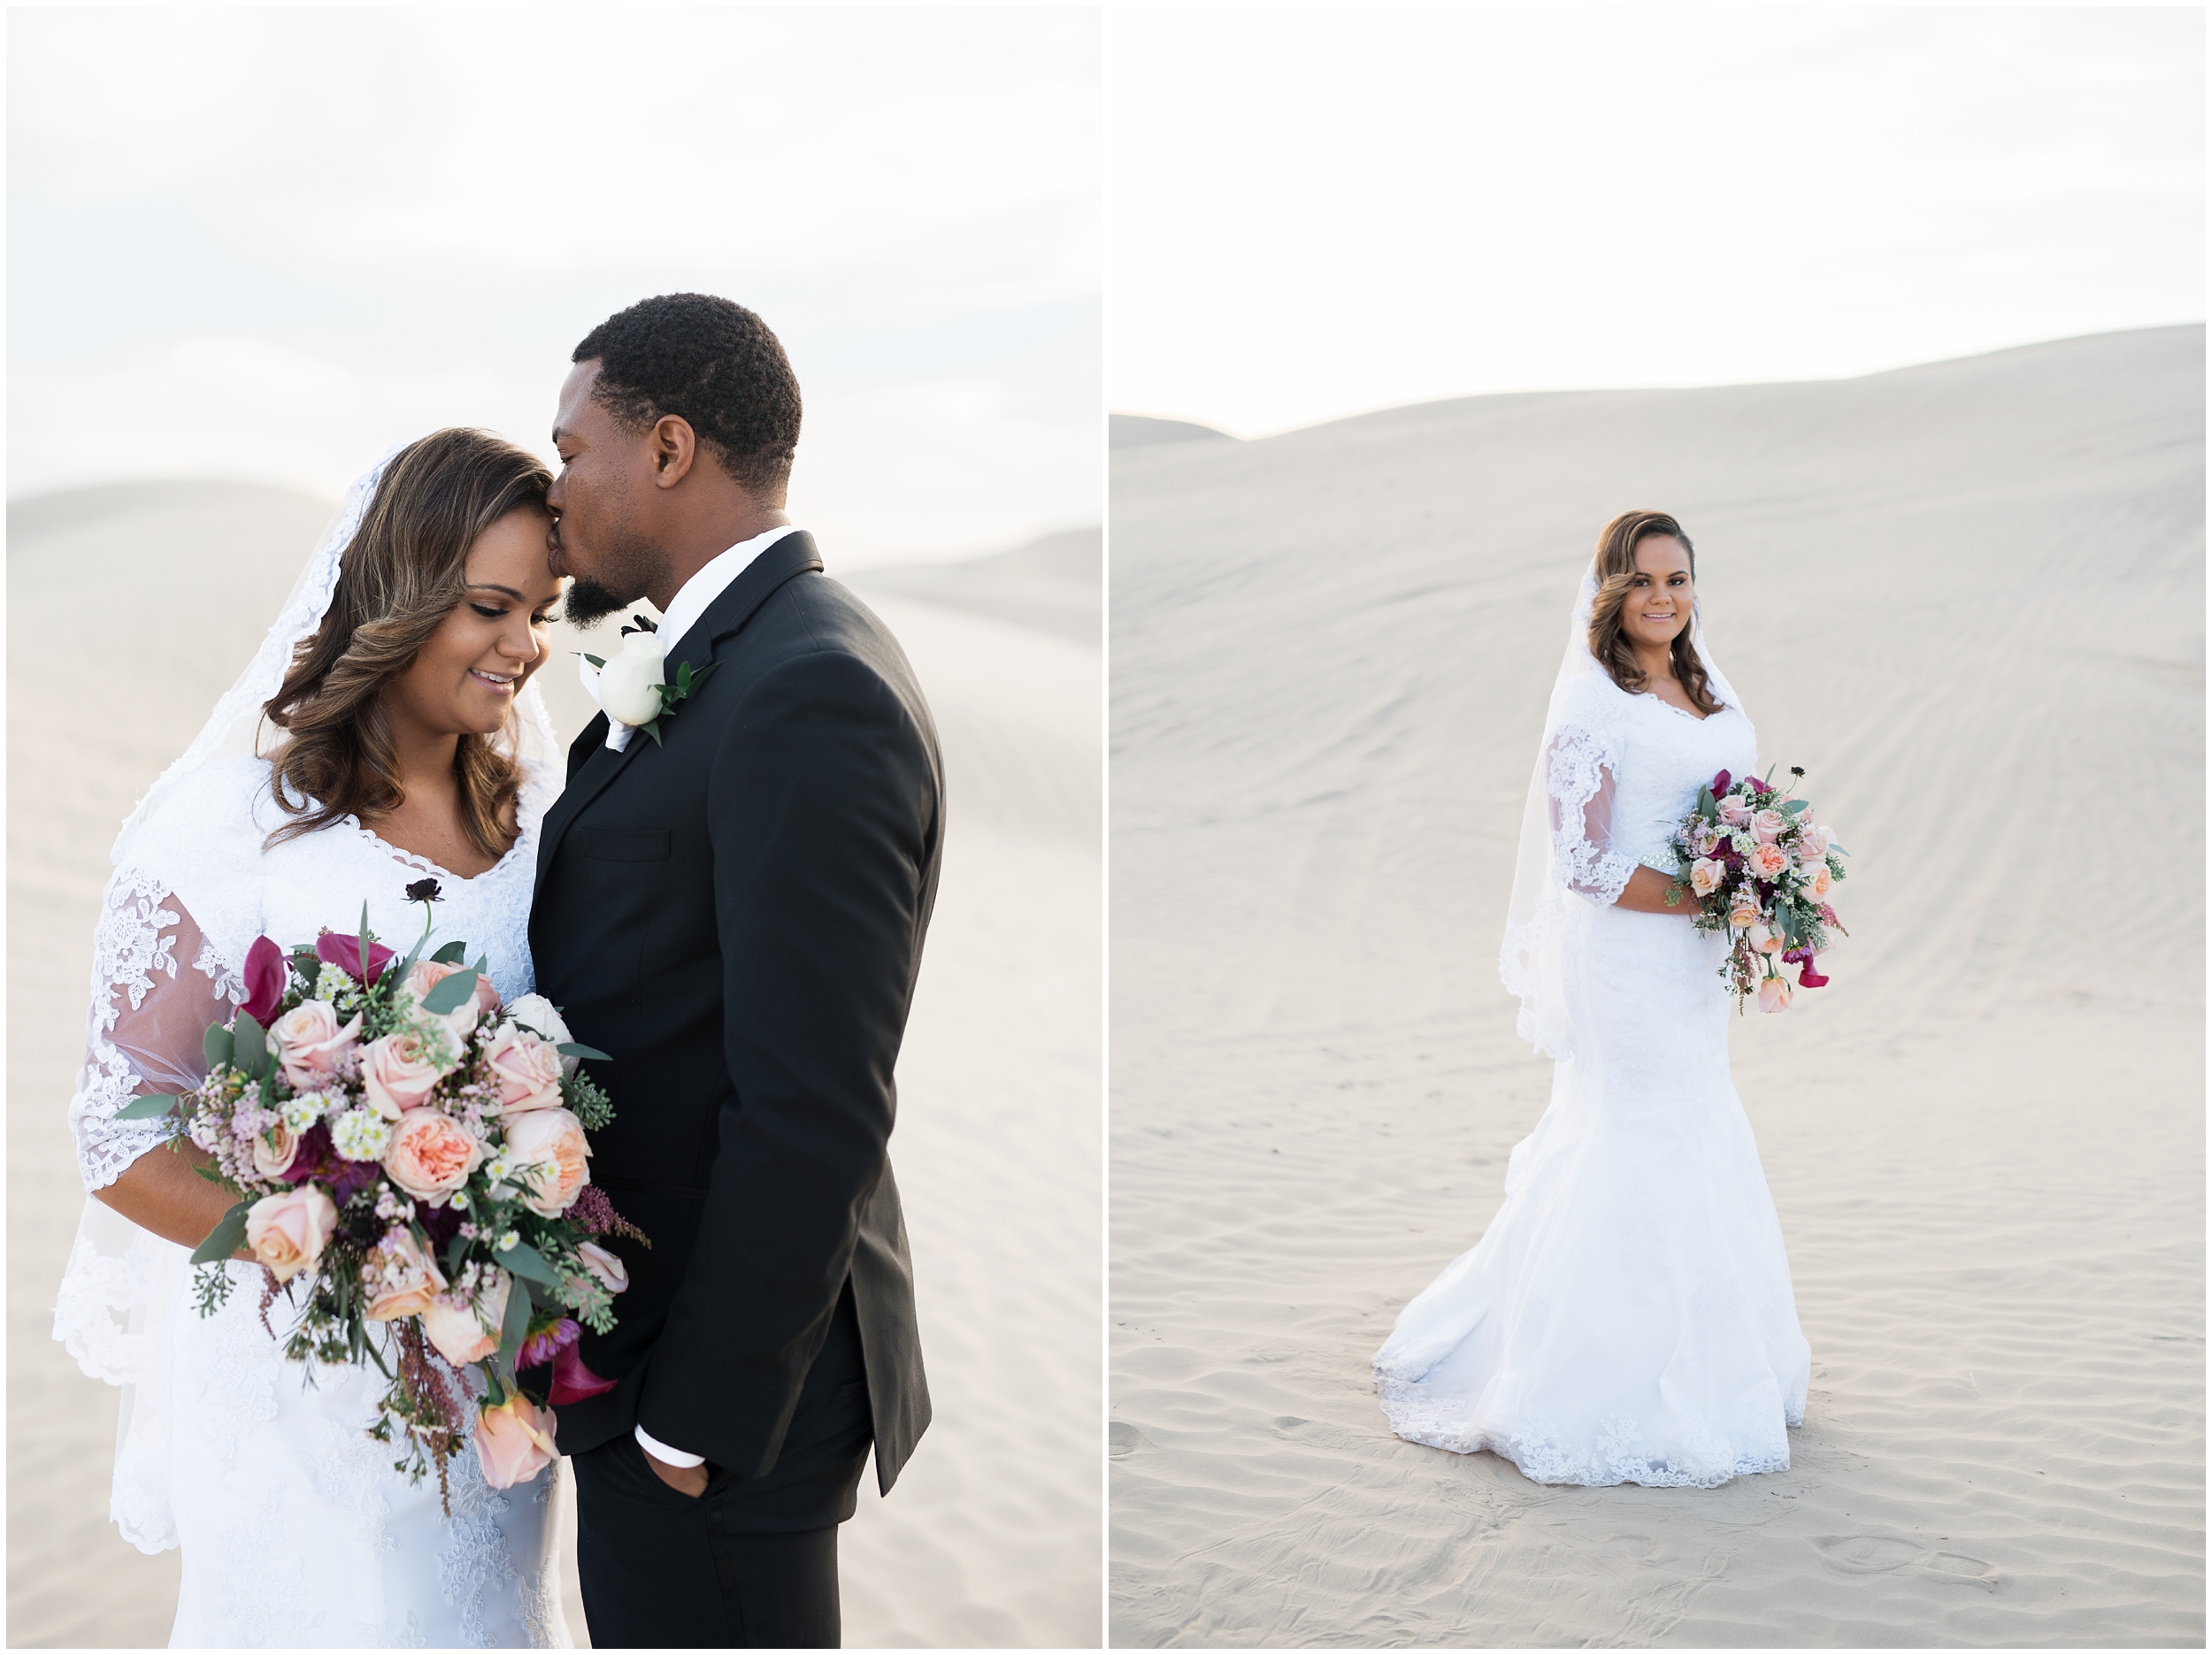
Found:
[531,292,942,1649]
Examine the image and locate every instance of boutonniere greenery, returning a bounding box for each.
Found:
[584,614,718,747]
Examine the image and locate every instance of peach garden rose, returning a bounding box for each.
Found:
[503,1107,592,1218]
[363,1226,447,1322]
[482,1023,565,1116]
[383,1107,485,1201]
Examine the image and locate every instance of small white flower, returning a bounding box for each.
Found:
[330,1107,395,1162]
[313,963,356,1003]
[496,1230,520,1253]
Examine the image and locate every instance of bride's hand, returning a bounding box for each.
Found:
[1612,865,1700,916]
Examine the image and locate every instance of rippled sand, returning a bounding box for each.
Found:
[7,488,1101,1647]
[1109,327,2204,1646]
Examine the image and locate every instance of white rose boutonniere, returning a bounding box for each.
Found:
[582,617,717,747]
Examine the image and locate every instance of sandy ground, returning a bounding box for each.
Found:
[1108,327,2204,1646]
[7,486,1102,1647]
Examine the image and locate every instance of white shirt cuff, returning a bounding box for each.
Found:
[634,1423,704,1468]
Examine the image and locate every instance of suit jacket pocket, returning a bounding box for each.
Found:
[575,827,672,862]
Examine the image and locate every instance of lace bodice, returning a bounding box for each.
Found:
[1544,672,1757,906]
[68,755,556,1193]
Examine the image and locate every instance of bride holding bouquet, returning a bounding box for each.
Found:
[1372,510,1815,1488]
[53,431,580,1645]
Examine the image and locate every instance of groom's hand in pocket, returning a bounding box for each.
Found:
[642,1445,711,1498]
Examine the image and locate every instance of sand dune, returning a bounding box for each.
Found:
[1108,326,2204,1646]
[846,526,1101,646]
[6,487,1102,1647]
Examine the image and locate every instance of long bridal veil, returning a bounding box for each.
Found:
[1497,557,1744,1061]
[52,441,563,1552]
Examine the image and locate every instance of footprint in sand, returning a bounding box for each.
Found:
[1816,1536,2001,1590]
[1109,1421,1154,1458]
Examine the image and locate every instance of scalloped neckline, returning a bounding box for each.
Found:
[1639,691,1719,724]
[341,814,532,885]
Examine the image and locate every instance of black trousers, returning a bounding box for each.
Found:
[572,1283,873,1648]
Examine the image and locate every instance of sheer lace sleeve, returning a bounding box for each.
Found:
[69,872,237,1193]
[1546,723,1637,907]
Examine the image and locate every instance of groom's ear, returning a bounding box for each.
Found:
[648,414,699,489]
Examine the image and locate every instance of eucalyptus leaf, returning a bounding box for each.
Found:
[419,969,480,1015]
[496,1268,534,1368]
[556,1041,612,1062]
[189,1202,252,1266]
[444,1233,471,1279]
[430,940,467,965]
[113,1092,178,1121]
[204,1022,235,1072]
[1783,799,1809,814]
[502,1239,562,1288]
[233,1013,272,1081]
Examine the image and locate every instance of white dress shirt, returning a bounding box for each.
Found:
[573,523,801,1471]
[581,524,803,755]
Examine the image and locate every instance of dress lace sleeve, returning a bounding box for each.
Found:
[69,870,237,1192]
[1545,722,1638,908]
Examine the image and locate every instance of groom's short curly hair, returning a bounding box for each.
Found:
[573,294,802,497]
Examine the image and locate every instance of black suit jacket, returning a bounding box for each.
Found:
[530,531,939,1494]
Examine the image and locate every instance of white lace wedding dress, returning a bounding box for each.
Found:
[1372,667,1811,1488]
[53,754,573,1648]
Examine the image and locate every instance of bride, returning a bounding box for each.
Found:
[52,430,574,1645]
[1372,510,1810,1489]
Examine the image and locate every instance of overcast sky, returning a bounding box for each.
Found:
[1108,5,2202,437]
[9,7,1100,566]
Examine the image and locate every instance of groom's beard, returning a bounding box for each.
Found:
[563,574,639,629]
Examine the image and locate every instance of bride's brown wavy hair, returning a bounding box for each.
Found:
[1586,509,1724,716]
[262,429,554,857]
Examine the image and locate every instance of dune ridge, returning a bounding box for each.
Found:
[7,486,1101,1647]
[1109,326,2204,1646]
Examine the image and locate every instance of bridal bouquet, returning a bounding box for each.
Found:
[117,881,646,1506]
[1664,766,1849,1013]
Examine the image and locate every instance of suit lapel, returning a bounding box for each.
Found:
[535,531,824,877]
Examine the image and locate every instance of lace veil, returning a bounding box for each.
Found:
[54,444,562,1552]
[1497,555,1743,1060]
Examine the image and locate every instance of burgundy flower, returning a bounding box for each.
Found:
[316,930,396,986]
[1710,769,1732,793]
[241,936,288,1026]
[547,1341,619,1404]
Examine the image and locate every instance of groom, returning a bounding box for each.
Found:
[530,293,939,1648]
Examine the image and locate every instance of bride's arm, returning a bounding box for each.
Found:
[73,877,252,1255]
[96,1142,248,1253]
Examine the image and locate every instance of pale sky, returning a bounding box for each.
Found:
[9,7,1101,566]
[1107,5,2203,437]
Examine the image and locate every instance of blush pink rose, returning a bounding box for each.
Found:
[272,1000,361,1092]
[361,1029,449,1120]
[1717,793,1754,827]
[481,1023,565,1116]
[1751,808,1787,844]
[1747,842,1790,879]
[363,1226,447,1322]
[1745,920,1785,954]
[503,1108,591,1218]
[250,1122,301,1181]
[403,958,502,1042]
[1756,974,1793,1014]
[1688,858,1723,899]
[383,1108,485,1201]
[574,1241,629,1295]
[421,1270,511,1366]
[244,1186,338,1283]
[474,1393,559,1490]
[1727,894,1760,931]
